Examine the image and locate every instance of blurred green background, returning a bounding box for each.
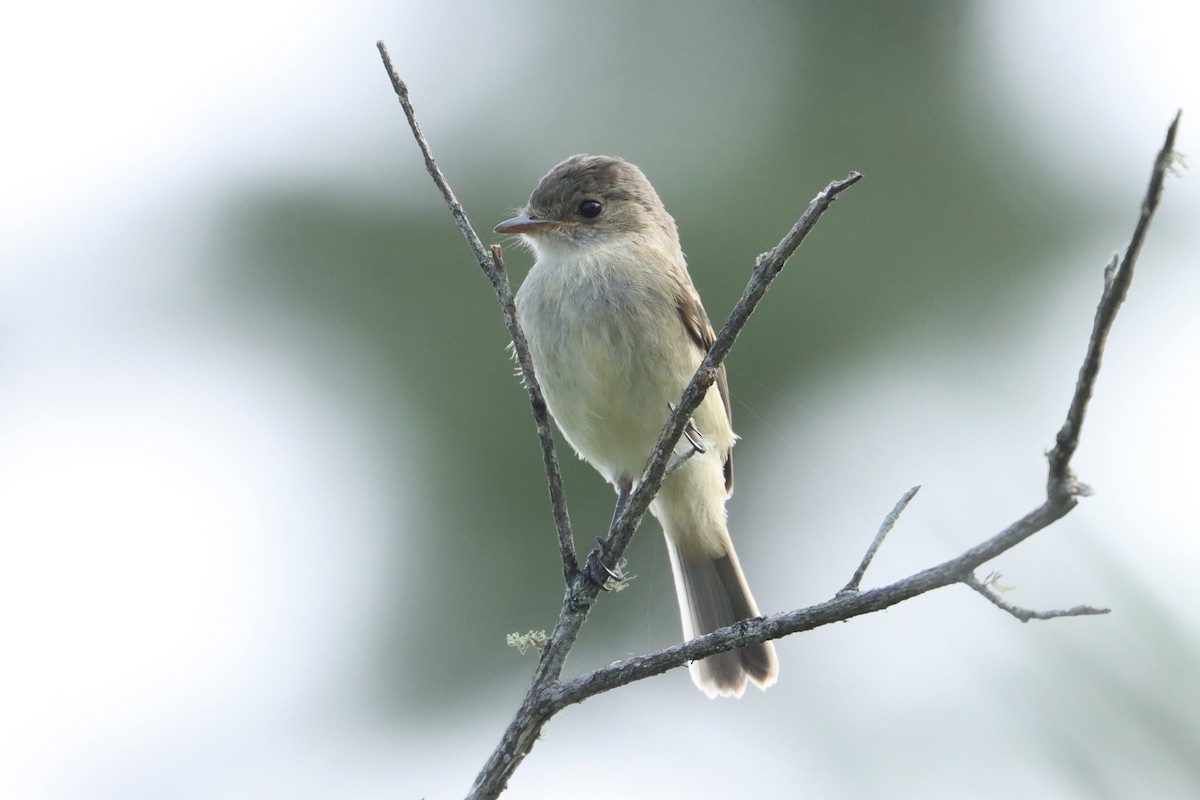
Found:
[2,1,1197,798]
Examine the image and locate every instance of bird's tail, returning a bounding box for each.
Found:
[664,531,779,698]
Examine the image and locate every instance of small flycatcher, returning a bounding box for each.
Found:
[496,155,778,698]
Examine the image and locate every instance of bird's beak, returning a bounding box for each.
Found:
[494,214,563,235]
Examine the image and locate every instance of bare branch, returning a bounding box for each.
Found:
[1048,110,1181,483]
[963,574,1110,622]
[839,484,921,596]
[490,246,577,576]
[375,42,489,268]
[377,41,577,579]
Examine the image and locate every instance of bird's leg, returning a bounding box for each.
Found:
[608,480,632,533]
[665,403,706,476]
[587,481,633,589]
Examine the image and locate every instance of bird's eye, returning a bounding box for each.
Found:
[578,199,602,219]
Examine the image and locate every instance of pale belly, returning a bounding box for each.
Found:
[517,270,730,486]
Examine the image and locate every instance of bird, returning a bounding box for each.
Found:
[495,154,778,698]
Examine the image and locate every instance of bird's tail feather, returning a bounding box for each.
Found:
[665,533,779,699]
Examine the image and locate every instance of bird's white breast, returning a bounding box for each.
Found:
[515,238,731,486]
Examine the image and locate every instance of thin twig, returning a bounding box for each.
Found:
[1048,110,1180,484]
[490,246,577,576]
[377,41,578,578]
[962,574,1110,622]
[839,485,921,595]
[375,42,488,267]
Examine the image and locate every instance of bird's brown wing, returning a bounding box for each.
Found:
[675,281,734,495]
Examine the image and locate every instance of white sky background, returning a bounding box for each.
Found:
[1,2,1197,798]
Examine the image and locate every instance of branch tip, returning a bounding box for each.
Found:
[1048,111,1179,481]
[839,484,921,595]
[964,574,1110,622]
[378,61,578,585]
[490,244,507,277]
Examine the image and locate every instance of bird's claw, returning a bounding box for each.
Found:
[667,402,707,454]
